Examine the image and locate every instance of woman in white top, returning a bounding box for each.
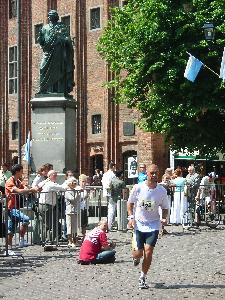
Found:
[170,168,187,225]
[76,174,89,239]
[65,177,79,247]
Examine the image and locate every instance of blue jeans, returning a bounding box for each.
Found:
[8,209,30,234]
[94,249,116,264]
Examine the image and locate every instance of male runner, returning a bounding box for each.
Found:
[127,164,169,289]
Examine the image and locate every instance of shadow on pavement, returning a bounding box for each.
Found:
[154,283,225,289]
[0,248,74,280]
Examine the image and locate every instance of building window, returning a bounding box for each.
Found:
[9,0,17,19]
[11,122,18,140]
[61,15,71,34]
[92,114,101,134]
[90,7,101,30]
[34,24,43,44]
[9,46,17,95]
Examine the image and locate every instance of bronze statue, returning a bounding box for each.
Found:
[38,10,75,97]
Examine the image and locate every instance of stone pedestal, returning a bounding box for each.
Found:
[30,94,77,175]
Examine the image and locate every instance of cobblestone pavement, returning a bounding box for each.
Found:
[1,225,225,300]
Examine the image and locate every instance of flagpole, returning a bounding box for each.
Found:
[203,64,220,78]
[17,0,22,164]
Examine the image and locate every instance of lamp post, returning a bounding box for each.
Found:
[202,22,224,82]
[202,22,215,42]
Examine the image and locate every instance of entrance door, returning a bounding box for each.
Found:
[90,154,103,176]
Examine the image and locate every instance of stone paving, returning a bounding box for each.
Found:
[1,225,225,300]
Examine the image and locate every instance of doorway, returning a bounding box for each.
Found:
[90,154,103,176]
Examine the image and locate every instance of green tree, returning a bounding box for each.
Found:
[98,0,225,155]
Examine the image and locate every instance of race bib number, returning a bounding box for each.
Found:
[140,199,156,211]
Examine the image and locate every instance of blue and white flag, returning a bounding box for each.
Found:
[184,54,203,82]
[24,131,31,164]
[220,47,225,82]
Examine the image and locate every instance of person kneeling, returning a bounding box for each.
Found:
[78,219,116,264]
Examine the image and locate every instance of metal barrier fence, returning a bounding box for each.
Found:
[0,186,128,256]
[2,183,224,256]
[168,184,225,228]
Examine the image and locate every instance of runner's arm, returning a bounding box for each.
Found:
[161,209,168,225]
[161,209,168,220]
[127,202,135,228]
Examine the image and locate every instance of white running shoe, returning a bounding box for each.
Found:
[4,250,16,256]
[139,277,149,289]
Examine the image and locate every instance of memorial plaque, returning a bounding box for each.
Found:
[123,122,135,136]
[31,95,76,174]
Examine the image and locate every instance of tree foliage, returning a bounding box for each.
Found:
[98,0,225,155]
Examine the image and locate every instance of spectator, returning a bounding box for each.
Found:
[61,169,77,240]
[0,163,12,194]
[170,168,187,225]
[64,177,79,247]
[65,170,76,179]
[137,163,147,183]
[185,165,201,202]
[101,162,116,229]
[31,164,51,244]
[195,172,217,226]
[92,169,102,186]
[43,163,53,171]
[79,219,116,264]
[0,163,11,242]
[38,170,66,243]
[109,170,126,230]
[160,173,174,232]
[32,164,50,188]
[164,168,173,178]
[5,164,37,252]
[76,174,89,238]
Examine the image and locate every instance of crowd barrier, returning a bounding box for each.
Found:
[0,186,128,256]
[168,184,225,227]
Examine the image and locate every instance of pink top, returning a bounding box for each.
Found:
[79,227,109,261]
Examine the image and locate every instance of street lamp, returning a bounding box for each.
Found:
[202,22,215,42]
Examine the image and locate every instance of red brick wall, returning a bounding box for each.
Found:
[137,130,169,178]
[0,0,9,163]
[0,0,168,178]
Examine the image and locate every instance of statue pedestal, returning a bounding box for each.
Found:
[30,94,77,176]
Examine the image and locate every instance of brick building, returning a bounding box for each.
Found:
[0,0,169,183]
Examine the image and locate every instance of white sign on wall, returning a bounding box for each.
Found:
[128,156,138,178]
